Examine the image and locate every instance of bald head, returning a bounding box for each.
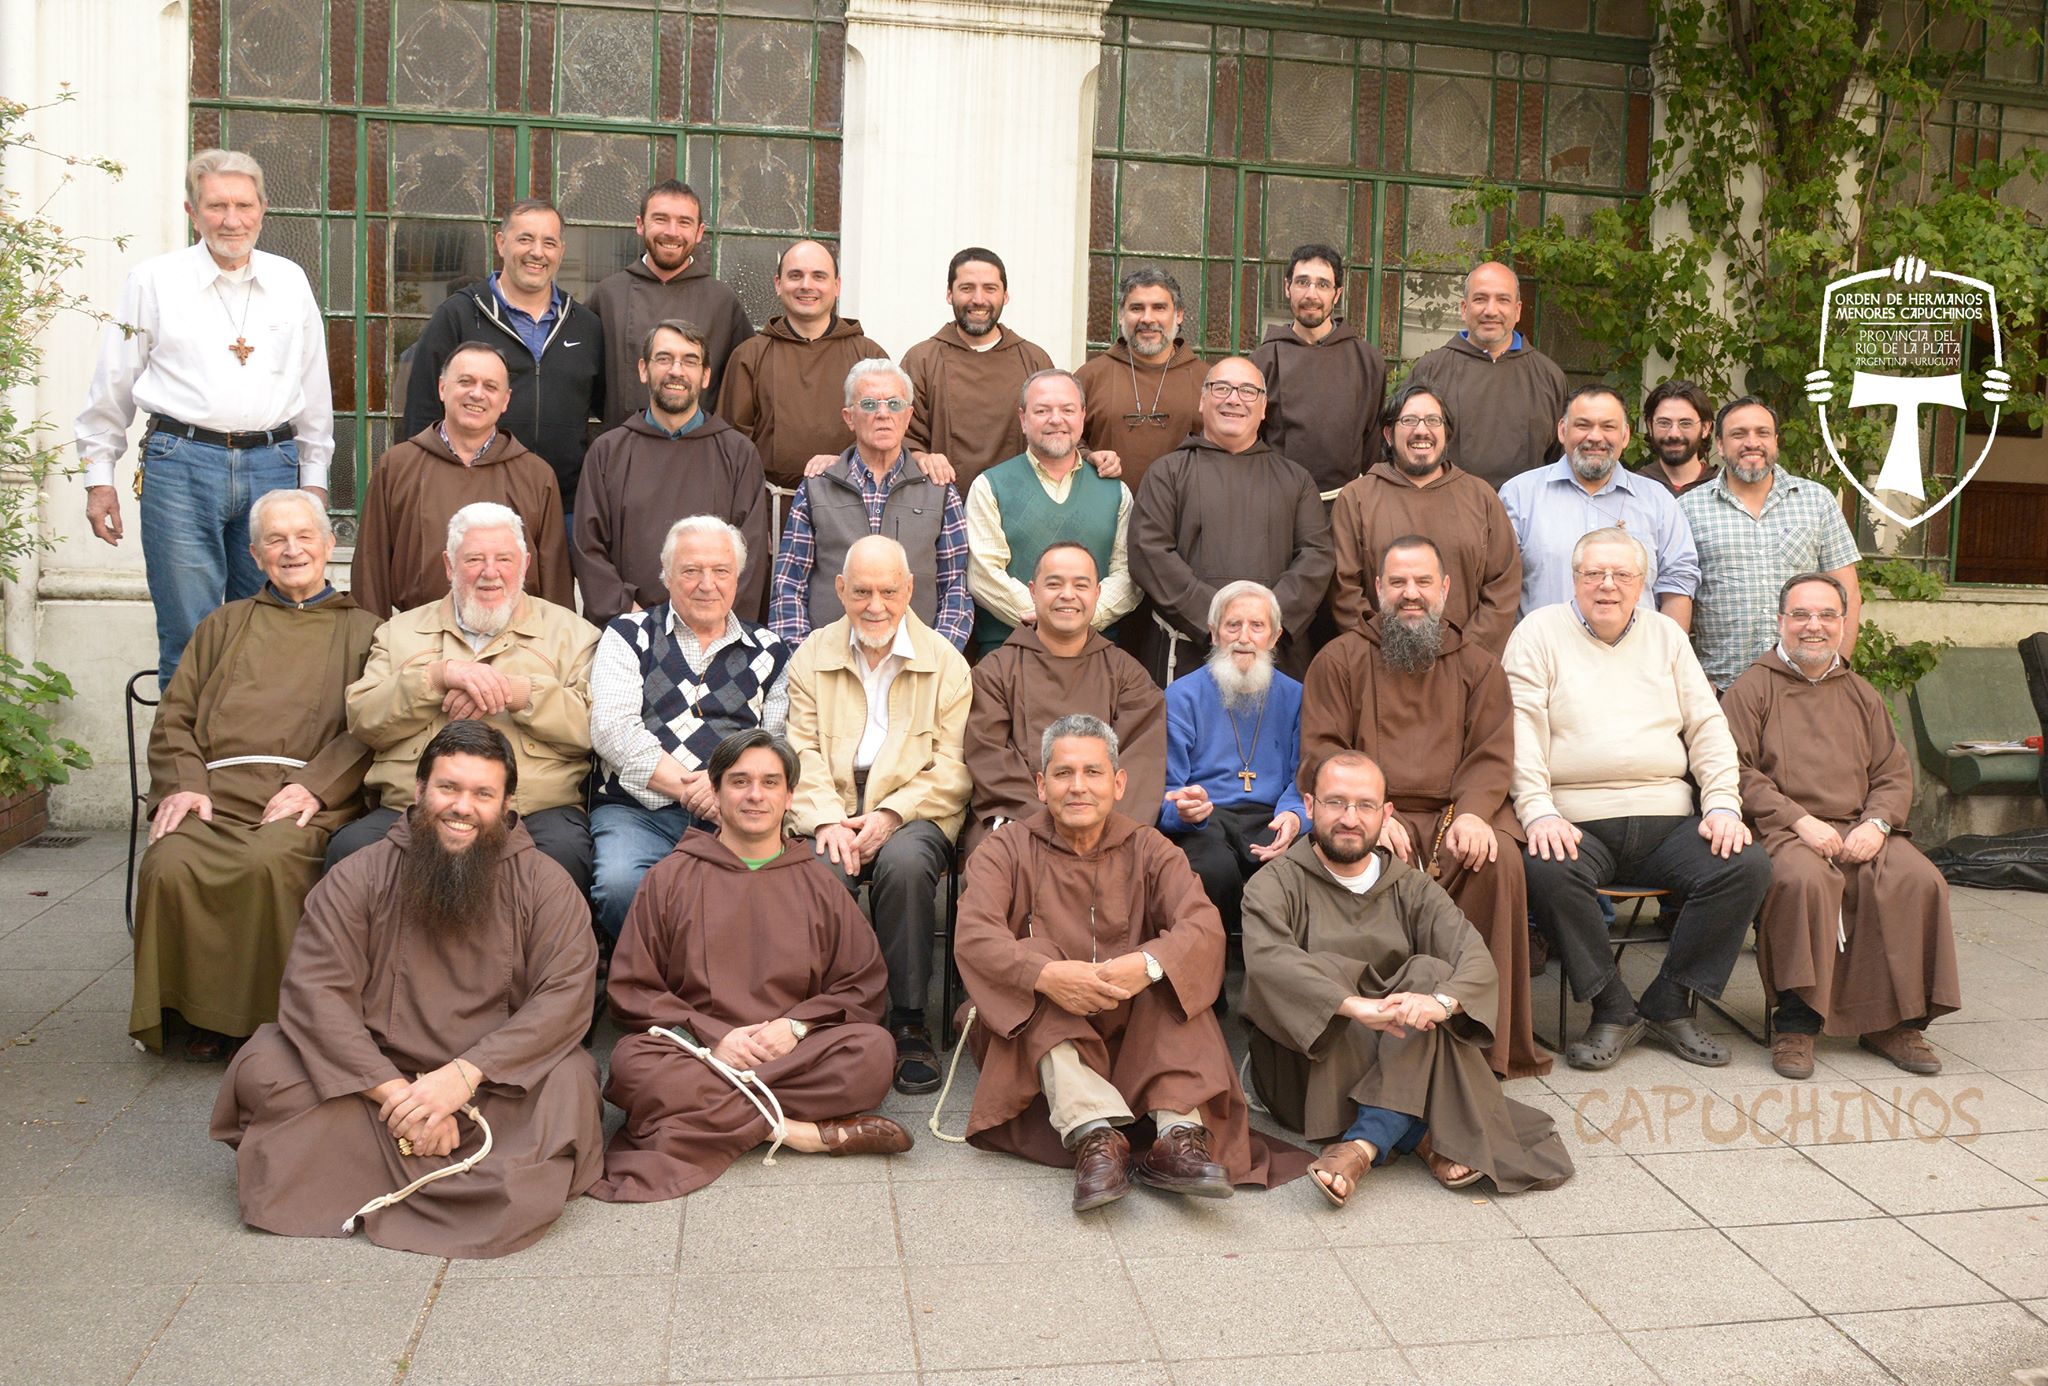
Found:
[1198,356,1268,453]
[1460,261,1523,355]
[836,535,913,654]
[774,238,841,334]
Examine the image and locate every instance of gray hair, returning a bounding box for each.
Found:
[186,149,267,205]
[841,534,910,580]
[446,501,528,561]
[1206,580,1281,635]
[1117,266,1185,312]
[248,488,332,542]
[1570,525,1650,576]
[660,514,746,574]
[843,357,914,409]
[1039,713,1120,772]
[1019,367,1083,411]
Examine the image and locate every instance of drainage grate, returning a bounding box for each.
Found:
[20,834,88,849]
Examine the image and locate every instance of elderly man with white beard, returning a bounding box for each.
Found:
[333,501,601,892]
[1160,581,1306,936]
[1500,384,1699,624]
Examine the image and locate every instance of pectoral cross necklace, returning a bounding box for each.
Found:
[1226,694,1267,793]
[214,278,255,366]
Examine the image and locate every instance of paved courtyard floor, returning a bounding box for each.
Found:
[3,830,2046,1385]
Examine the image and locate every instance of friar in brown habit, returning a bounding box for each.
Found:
[953,714,1311,1212]
[1719,573,1961,1081]
[962,543,1166,857]
[211,722,604,1259]
[132,490,379,1058]
[1242,752,1572,1206]
[591,730,913,1201]
[1299,535,1548,1078]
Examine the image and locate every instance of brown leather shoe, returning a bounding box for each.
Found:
[1134,1123,1233,1199]
[1771,1032,1816,1080]
[1860,1025,1942,1075]
[817,1114,914,1157]
[1071,1126,1131,1212]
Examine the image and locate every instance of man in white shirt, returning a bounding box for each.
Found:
[76,149,334,686]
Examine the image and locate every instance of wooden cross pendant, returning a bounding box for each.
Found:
[228,336,254,366]
[1236,768,1258,791]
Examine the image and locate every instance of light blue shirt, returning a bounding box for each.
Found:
[1500,458,1701,617]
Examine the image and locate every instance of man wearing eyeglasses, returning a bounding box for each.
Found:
[1504,527,1771,1072]
[1130,357,1334,682]
[1325,382,1522,655]
[1636,379,1719,497]
[768,359,972,651]
[1247,243,1388,498]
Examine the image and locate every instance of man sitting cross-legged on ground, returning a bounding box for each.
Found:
[591,729,912,1201]
[1241,751,1572,1207]
[211,721,604,1258]
[953,714,1311,1212]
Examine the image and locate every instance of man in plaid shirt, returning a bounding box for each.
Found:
[768,359,972,653]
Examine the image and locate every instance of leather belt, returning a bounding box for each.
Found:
[147,415,296,450]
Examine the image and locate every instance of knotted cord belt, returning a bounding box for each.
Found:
[204,755,309,771]
[341,1098,493,1235]
[928,1007,977,1144]
[649,1024,788,1165]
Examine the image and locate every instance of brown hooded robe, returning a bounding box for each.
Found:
[1072,339,1206,493]
[1327,461,1522,655]
[901,322,1056,493]
[716,314,888,489]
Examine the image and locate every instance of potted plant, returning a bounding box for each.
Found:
[0,656,90,852]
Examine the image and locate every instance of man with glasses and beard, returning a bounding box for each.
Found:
[900,248,1056,494]
[333,502,600,893]
[1298,537,1546,1079]
[1240,751,1571,1208]
[1326,384,1521,655]
[1636,379,1719,497]
[1247,243,1388,497]
[573,320,772,626]
[1159,582,1306,937]
[213,721,604,1258]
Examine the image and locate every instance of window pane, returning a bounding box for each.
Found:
[392,0,493,111]
[557,7,657,120]
[224,0,325,102]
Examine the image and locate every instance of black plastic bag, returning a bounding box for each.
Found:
[1926,828,2048,891]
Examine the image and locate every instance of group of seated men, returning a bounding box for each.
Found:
[135,221,1959,1256]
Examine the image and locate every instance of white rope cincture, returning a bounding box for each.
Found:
[927,1007,976,1144]
[341,1101,494,1235]
[649,1024,788,1165]
[203,755,310,771]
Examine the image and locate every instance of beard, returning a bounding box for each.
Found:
[1380,606,1445,674]
[455,589,516,637]
[1206,644,1275,712]
[854,620,901,653]
[1567,446,1617,483]
[953,304,1000,338]
[1654,434,1707,466]
[1392,446,1443,477]
[652,379,700,416]
[1728,455,1774,484]
[1312,819,1372,865]
[399,809,509,939]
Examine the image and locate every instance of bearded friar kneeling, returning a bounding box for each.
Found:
[211,721,605,1259]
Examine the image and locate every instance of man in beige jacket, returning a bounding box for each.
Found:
[334,501,600,892]
[785,535,971,1094]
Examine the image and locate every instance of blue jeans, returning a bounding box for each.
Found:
[591,800,705,940]
[1343,1104,1427,1164]
[136,430,299,686]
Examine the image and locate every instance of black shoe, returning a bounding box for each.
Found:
[1565,1017,1645,1070]
[892,1023,940,1094]
[1642,1014,1731,1067]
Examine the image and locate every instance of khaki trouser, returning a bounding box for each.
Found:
[1038,1041,1199,1148]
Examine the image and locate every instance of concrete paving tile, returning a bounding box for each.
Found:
[670,1265,915,1378]
[1404,1330,1658,1384]
[1531,1082,1788,1156]
[689,1377,914,1386]
[0,889,55,932]
[0,1120,96,1204]
[676,1178,898,1271]
[1313,1158,1523,1246]
[1129,1248,1386,1359]
[1625,1316,1896,1386]
[1494,1150,1705,1238]
[1166,1349,1417,1385]
[884,1128,1068,1184]
[1541,1045,1759,1097]
[0,1006,154,1064]
[1537,1228,1808,1330]
[1904,1207,2048,1298]
[2003,1067,2048,1102]
[0,1057,155,1122]
[1813,1036,1984,1080]
[1917,1018,2048,1072]
[0,1189,236,1287]
[406,1274,671,1385]
[1805,1134,2047,1214]
[0,1280,185,1385]
[0,968,102,1016]
[122,1058,237,1122]
[1831,1301,2048,1386]
[445,1193,682,1280]
[1727,1218,2000,1313]
[922,1370,1165,1386]
[0,907,137,971]
[1104,1176,1331,1259]
[1342,1238,1599,1346]
[1961,1128,2048,1187]
[1854,1070,2048,1137]
[708,1140,901,1187]
[894,1175,1117,1263]
[202,1221,450,1284]
[63,963,139,1012]
[133,1278,431,1386]
[0,863,117,902]
[1635,1145,1881,1225]
[45,1109,237,1197]
[909,1258,1158,1370]
[1754,1077,1952,1147]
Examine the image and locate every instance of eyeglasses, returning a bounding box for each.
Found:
[647,352,703,371]
[1574,568,1643,586]
[853,397,910,414]
[1288,276,1336,292]
[1201,381,1266,401]
[1393,414,1446,430]
[1783,608,1843,623]
[1314,796,1381,818]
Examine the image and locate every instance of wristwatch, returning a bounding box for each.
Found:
[1142,951,1164,983]
[787,1018,809,1041]
[1867,818,1893,836]
[1432,992,1458,1020]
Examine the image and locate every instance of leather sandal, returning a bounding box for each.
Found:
[1565,1018,1645,1071]
[1416,1133,1483,1191]
[1643,1015,1731,1067]
[817,1114,914,1157]
[1308,1139,1374,1208]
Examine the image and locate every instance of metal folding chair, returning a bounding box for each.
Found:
[1544,886,1771,1050]
[123,669,160,935]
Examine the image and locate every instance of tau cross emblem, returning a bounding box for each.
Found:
[228,336,254,366]
[1236,768,1258,791]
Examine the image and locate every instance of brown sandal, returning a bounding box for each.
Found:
[1308,1139,1375,1208]
[1416,1134,1482,1190]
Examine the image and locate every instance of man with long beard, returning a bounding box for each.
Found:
[1681,397,1862,690]
[900,248,1056,493]
[1240,752,1571,1206]
[333,502,599,892]
[1159,581,1305,935]
[573,320,772,625]
[1299,537,1547,1078]
[1636,379,1719,496]
[1500,384,1699,625]
[212,721,604,1258]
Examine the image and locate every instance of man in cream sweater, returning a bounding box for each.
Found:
[1503,527,1771,1071]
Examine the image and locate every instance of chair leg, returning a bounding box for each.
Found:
[938,849,961,1049]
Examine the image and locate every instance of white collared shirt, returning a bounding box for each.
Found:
[75,241,334,489]
[850,619,917,771]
